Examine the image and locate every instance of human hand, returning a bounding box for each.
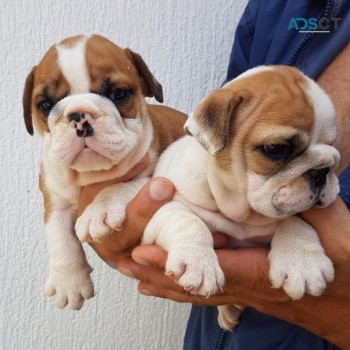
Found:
[118,197,350,348]
[78,159,175,267]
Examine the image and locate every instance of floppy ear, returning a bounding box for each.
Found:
[184,89,243,155]
[23,67,36,135]
[125,48,163,103]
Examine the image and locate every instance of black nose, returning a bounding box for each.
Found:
[76,121,94,138]
[68,113,94,137]
[68,112,85,123]
[309,167,330,188]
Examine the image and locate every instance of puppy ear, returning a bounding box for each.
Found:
[125,48,163,103]
[23,67,36,135]
[185,89,242,155]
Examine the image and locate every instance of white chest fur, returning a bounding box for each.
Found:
[154,135,278,246]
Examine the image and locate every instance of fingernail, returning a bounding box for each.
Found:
[139,288,153,296]
[133,256,149,266]
[149,180,172,201]
[118,267,134,279]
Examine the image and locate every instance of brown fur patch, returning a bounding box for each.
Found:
[212,67,315,176]
[23,67,36,135]
[148,104,187,155]
[190,89,243,154]
[39,166,52,223]
[85,35,158,120]
[30,45,70,135]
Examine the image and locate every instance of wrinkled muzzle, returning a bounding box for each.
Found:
[248,144,340,218]
[45,94,142,172]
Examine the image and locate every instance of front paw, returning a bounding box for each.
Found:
[268,245,334,300]
[75,200,126,242]
[45,265,95,310]
[166,247,225,297]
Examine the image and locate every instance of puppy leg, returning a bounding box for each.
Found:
[76,177,148,242]
[143,201,225,296]
[45,207,94,310]
[269,216,334,300]
[217,305,243,331]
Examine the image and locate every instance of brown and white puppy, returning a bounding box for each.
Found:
[23,34,186,310]
[139,66,339,330]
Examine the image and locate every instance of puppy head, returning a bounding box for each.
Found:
[186,66,339,218]
[22,34,163,172]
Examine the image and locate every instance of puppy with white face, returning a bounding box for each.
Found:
[23,34,186,310]
[141,66,339,330]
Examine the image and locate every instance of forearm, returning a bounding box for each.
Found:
[317,41,350,173]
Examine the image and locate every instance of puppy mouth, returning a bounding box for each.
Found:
[309,189,327,207]
[80,140,101,155]
[314,197,326,207]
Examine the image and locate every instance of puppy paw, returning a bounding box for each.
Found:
[217,305,242,331]
[45,265,95,310]
[166,247,225,296]
[75,200,126,242]
[268,245,334,300]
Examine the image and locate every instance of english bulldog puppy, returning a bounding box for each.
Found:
[23,34,186,310]
[140,66,339,330]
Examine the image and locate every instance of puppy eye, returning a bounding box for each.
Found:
[38,100,53,115]
[108,89,130,104]
[261,144,291,160]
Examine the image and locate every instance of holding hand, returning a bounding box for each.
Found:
[78,157,175,266]
[118,197,350,349]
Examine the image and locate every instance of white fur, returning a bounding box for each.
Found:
[57,37,90,94]
[44,207,94,310]
[225,65,273,84]
[306,77,337,145]
[184,112,221,156]
[269,216,334,300]
[76,177,148,242]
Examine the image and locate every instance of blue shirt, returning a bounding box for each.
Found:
[184,0,350,349]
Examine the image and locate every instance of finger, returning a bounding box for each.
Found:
[301,196,349,235]
[118,256,180,291]
[300,197,350,259]
[216,248,270,288]
[117,178,175,247]
[137,281,213,305]
[127,247,270,290]
[130,233,230,268]
[131,245,168,269]
[137,280,254,306]
[122,247,286,306]
[124,246,271,294]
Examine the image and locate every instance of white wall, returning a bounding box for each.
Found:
[0,0,247,349]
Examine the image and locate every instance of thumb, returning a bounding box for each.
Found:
[300,197,350,260]
[123,177,175,237]
[300,197,349,235]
